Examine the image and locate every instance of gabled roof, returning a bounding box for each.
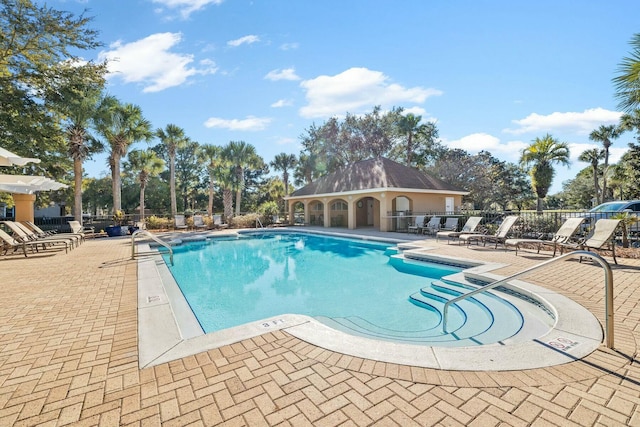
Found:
[288,157,467,198]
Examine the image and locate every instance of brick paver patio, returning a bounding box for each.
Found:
[1,232,640,426]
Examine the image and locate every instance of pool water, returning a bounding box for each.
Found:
[162,232,462,335]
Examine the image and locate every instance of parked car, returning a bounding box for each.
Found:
[579,200,640,233]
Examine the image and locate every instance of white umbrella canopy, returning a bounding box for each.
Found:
[0,174,68,194]
[0,147,41,167]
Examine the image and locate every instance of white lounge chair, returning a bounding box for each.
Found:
[174,215,188,230]
[505,217,585,256]
[436,216,482,243]
[560,218,621,264]
[460,215,520,248]
[441,217,459,231]
[193,215,208,231]
[213,215,228,229]
[2,221,73,253]
[407,215,425,234]
[422,216,441,235]
[0,228,48,257]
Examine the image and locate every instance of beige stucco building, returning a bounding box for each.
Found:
[284,157,468,232]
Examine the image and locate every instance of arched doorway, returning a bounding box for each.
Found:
[329,199,347,227]
[354,196,376,228]
[308,200,324,226]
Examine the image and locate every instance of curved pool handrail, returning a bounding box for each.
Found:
[131,229,174,266]
[442,250,614,349]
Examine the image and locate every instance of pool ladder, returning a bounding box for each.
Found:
[130,229,174,266]
[442,250,615,349]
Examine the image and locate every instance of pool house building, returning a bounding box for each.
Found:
[284,157,468,232]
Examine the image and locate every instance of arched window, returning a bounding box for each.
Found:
[331,201,348,211]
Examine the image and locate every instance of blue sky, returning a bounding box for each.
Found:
[52,0,640,193]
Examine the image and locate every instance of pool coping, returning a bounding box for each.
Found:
[137,230,603,371]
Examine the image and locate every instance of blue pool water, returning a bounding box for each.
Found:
[162,232,465,337]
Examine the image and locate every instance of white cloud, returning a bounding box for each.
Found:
[98,33,217,92]
[203,116,271,131]
[444,133,528,161]
[504,108,622,135]
[276,137,296,145]
[227,35,260,47]
[280,42,300,50]
[299,67,442,119]
[402,106,428,117]
[152,0,223,19]
[569,143,627,164]
[271,99,293,108]
[265,68,300,81]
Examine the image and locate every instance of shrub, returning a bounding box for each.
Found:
[146,215,172,230]
[229,213,261,229]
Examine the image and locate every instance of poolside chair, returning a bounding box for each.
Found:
[436,216,482,243]
[441,217,459,231]
[2,221,73,253]
[193,215,208,231]
[505,217,585,256]
[174,214,188,230]
[213,214,229,229]
[24,221,82,247]
[460,215,520,248]
[68,220,95,241]
[407,215,425,234]
[0,228,45,257]
[560,218,621,264]
[422,216,441,235]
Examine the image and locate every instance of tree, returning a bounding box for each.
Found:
[174,139,203,212]
[95,97,153,212]
[0,0,105,175]
[223,141,262,216]
[124,150,164,223]
[520,134,570,213]
[578,148,604,205]
[589,125,619,201]
[46,67,107,223]
[156,124,186,217]
[613,33,640,112]
[270,153,297,215]
[198,144,224,216]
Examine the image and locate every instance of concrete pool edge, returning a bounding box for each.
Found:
[137,233,603,371]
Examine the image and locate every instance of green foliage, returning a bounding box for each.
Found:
[145,215,172,230]
[613,33,640,112]
[257,201,280,221]
[611,212,638,248]
[229,213,261,229]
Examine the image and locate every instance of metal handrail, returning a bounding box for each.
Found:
[442,250,614,349]
[256,217,264,228]
[130,229,174,266]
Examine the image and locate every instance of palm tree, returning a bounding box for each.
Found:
[215,164,235,221]
[613,33,640,112]
[223,141,262,216]
[589,125,619,201]
[520,134,570,213]
[294,153,317,186]
[95,96,153,212]
[578,148,604,205]
[124,149,164,223]
[397,113,424,166]
[156,124,186,218]
[270,153,297,216]
[198,144,223,216]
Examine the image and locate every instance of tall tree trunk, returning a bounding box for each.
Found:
[140,184,146,223]
[223,189,233,220]
[536,197,544,214]
[73,157,83,223]
[170,154,177,217]
[112,154,122,212]
[208,178,214,216]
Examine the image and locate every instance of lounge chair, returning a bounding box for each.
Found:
[407,215,425,234]
[560,218,621,264]
[460,215,520,248]
[24,221,82,247]
[2,221,73,252]
[174,214,188,230]
[0,229,46,257]
[505,217,585,256]
[441,217,459,231]
[422,216,442,235]
[436,216,482,243]
[68,220,95,240]
[213,215,229,229]
[193,215,208,231]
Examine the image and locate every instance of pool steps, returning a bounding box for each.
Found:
[321,248,553,347]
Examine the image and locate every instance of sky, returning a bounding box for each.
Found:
[49,0,640,194]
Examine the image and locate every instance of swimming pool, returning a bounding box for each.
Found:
[161,231,527,346]
[139,229,603,370]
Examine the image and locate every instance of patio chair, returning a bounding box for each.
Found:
[213,215,229,229]
[505,217,585,256]
[23,221,82,247]
[407,215,425,234]
[459,215,520,248]
[68,220,95,241]
[560,218,621,264]
[0,228,47,257]
[441,217,459,231]
[422,216,442,235]
[193,215,208,231]
[2,221,73,253]
[436,216,482,243]
[174,214,188,230]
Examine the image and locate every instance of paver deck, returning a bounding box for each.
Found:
[1,229,640,426]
